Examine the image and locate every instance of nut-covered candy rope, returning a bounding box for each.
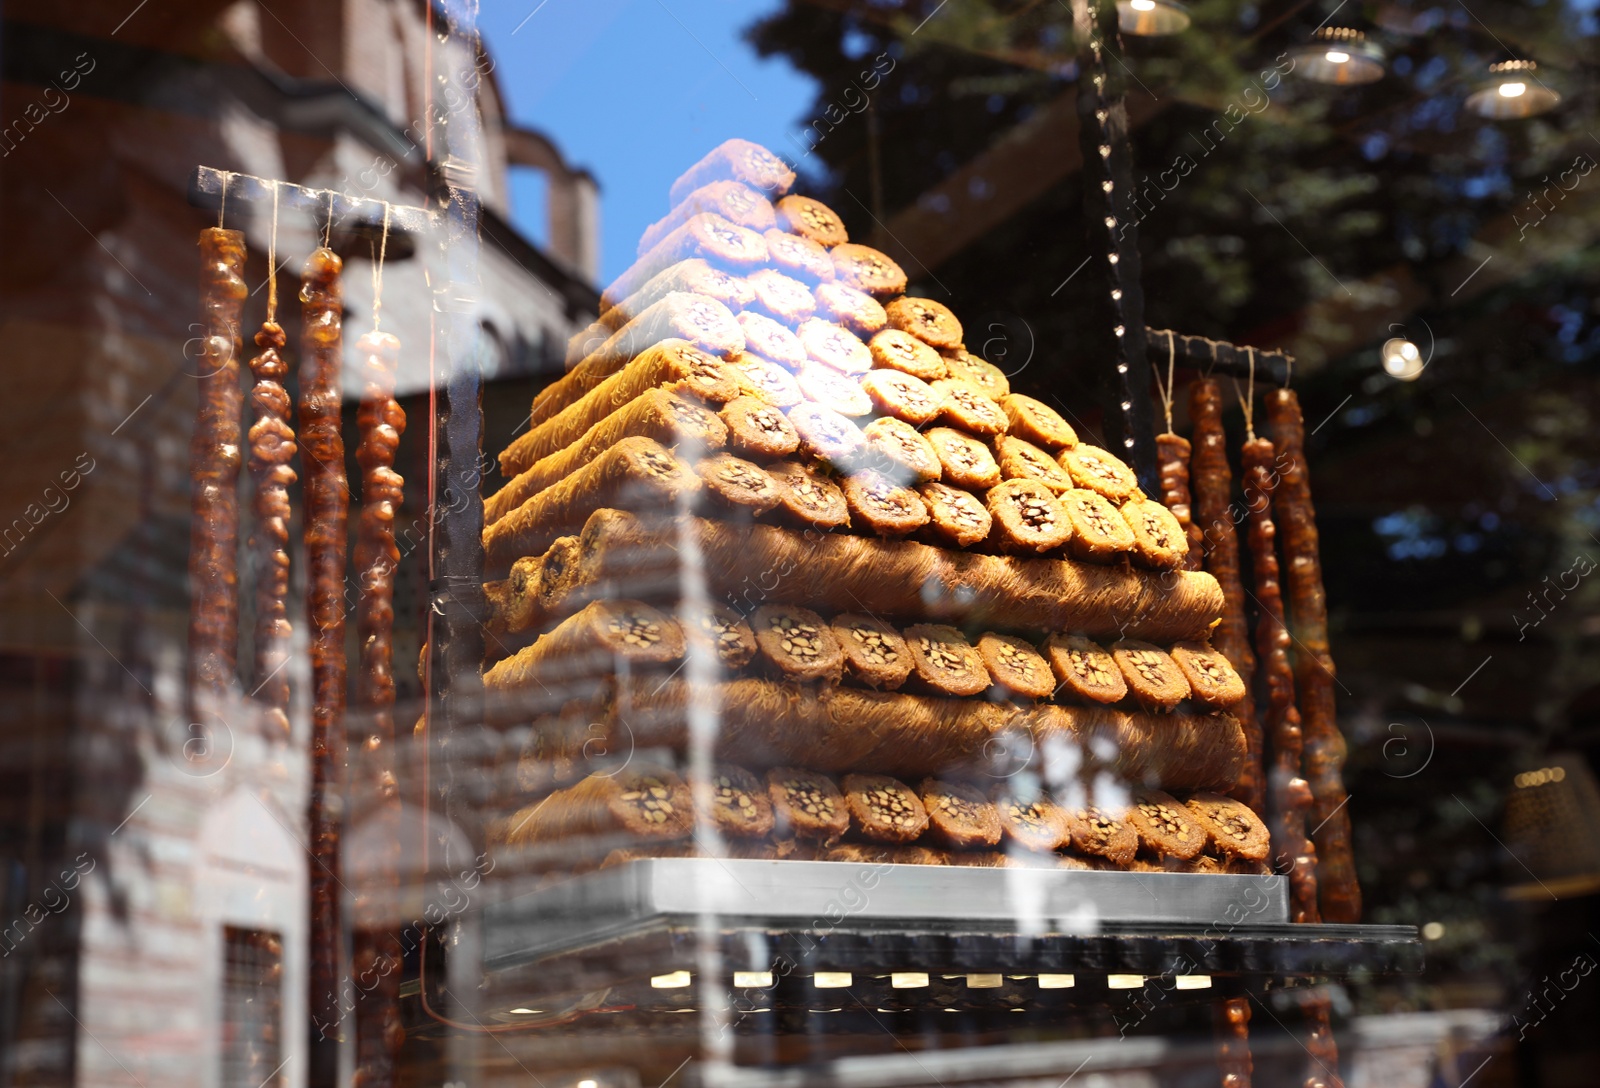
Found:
[298,244,348,1042]
[1190,379,1264,812]
[1215,995,1253,1088]
[1242,435,1320,924]
[1268,387,1360,924]
[246,186,295,738]
[187,226,247,720]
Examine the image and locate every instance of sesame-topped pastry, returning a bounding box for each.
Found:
[995,435,1075,493]
[1168,641,1247,708]
[720,395,800,458]
[932,379,1008,436]
[1111,639,1191,711]
[726,351,803,408]
[697,453,782,516]
[775,194,849,247]
[843,774,930,844]
[1061,488,1137,562]
[868,328,948,381]
[788,402,866,469]
[841,468,930,537]
[668,138,796,205]
[744,268,816,326]
[752,604,845,683]
[903,623,990,696]
[796,363,873,418]
[767,768,849,844]
[976,633,1054,700]
[831,243,908,297]
[885,296,963,350]
[1064,805,1138,865]
[814,281,887,335]
[860,368,944,427]
[985,479,1073,555]
[863,416,942,484]
[798,317,872,375]
[941,349,1010,400]
[1125,789,1205,860]
[917,481,993,549]
[639,181,777,256]
[1120,497,1189,570]
[999,393,1078,451]
[763,229,836,284]
[1184,793,1271,862]
[766,459,851,529]
[921,778,1002,849]
[832,612,913,690]
[682,601,757,669]
[1042,634,1127,705]
[1060,443,1140,503]
[925,426,1002,489]
[704,763,777,839]
[737,310,806,369]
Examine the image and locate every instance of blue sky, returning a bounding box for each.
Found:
[479,0,822,284]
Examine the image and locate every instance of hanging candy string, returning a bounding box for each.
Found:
[218,172,229,229]
[370,201,392,333]
[1149,329,1178,435]
[323,190,334,250]
[1233,346,1258,441]
[266,182,280,323]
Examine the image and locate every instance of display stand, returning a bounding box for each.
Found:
[187,4,1418,1081]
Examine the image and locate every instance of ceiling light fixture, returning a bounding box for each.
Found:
[1465,60,1561,120]
[1293,27,1385,85]
[1116,0,1191,36]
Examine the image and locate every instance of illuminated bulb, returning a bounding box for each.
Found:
[891,972,929,988]
[1108,974,1145,989]
[509,1008,543,1015]
[1117,0,1190,35]
[650,970,691,988]
[1176,975,1213,990]
[1293,28,1384,84]
[813,972,852,988]
[1325,50,1350,64]
[1466,60,1560,119]
[1038,974,1076,989]
[967,974,1003,988]
[1421,921,1446,940]
[578,1081,599,1088]
[734,971,773,988]
[1499,81,1526,98]
[1131,0,1155,9]
[1382,337,1424,381]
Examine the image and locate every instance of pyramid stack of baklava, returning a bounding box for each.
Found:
[481,139,1270,878]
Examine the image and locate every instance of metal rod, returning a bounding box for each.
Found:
[188,166,433,236]
[1147,329,1294,387]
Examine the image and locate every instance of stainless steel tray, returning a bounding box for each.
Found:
[483,858,1289,968]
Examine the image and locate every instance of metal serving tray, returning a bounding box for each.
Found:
[483,858,1288,968]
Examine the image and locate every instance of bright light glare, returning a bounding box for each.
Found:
[1499,81,1527,98]
[1382,338,1425,380]
[1325,50,1351,63]
[1422,922,1446,940]
[1130,0,1157,9]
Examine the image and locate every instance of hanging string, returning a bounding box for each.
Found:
[323,190,335,250]
[1233,346,1258,441]
[218,172,228,229]
[266,182,280,323]
[370,202,392,333]
[1151,330,1178,435]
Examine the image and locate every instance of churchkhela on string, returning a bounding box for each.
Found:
[187,218,247,723]
[1238,373,1320,926]
[1191,377,1265,814]
[245,186,296,739]
[350,210,407,1088]
[298,227,348,1055]
[1268,388,1361,925]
